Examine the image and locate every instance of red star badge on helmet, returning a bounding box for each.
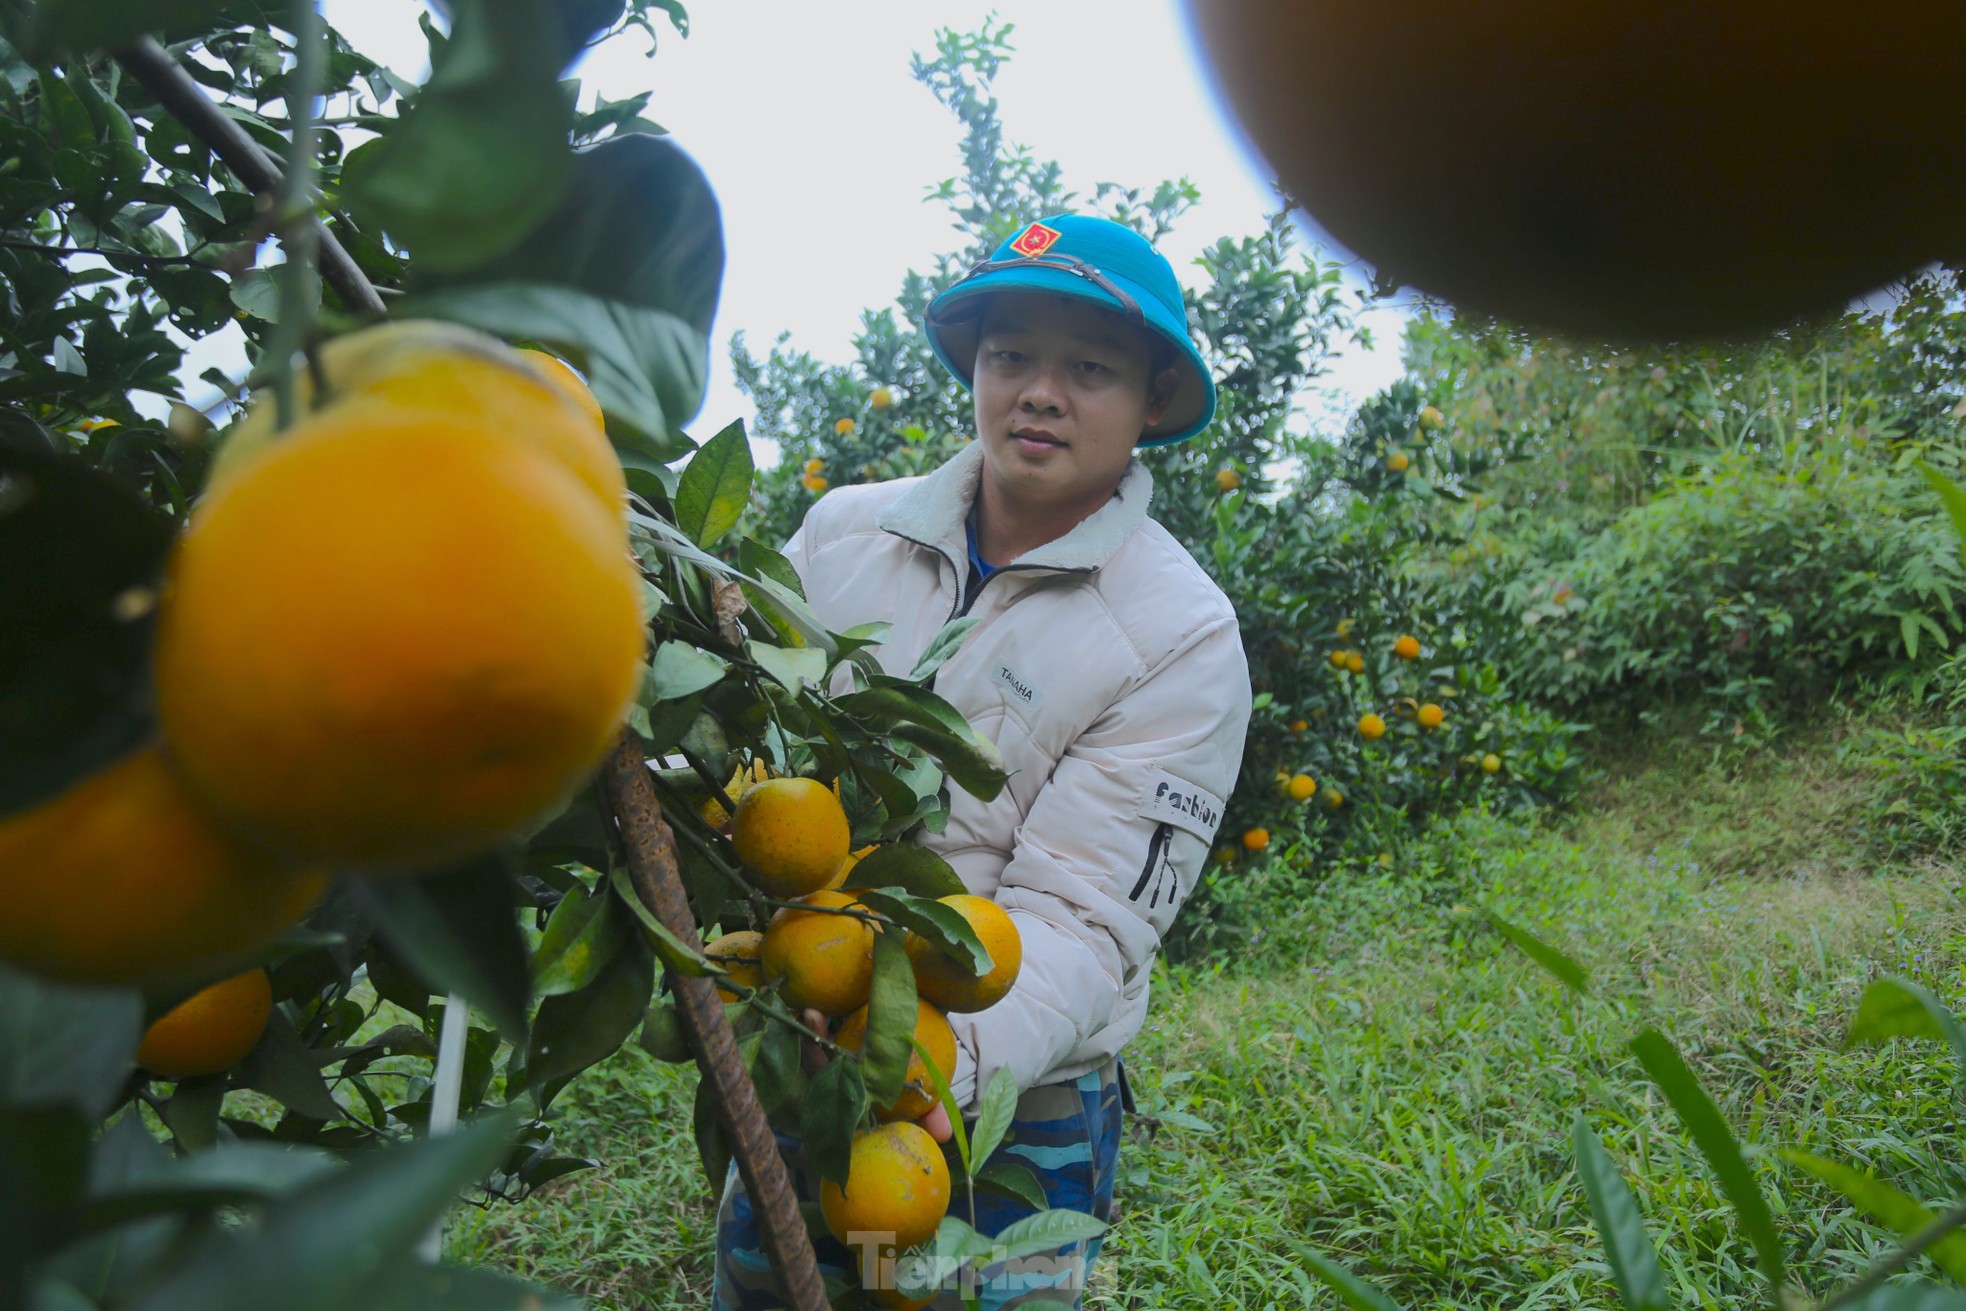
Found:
[1009,222,1062,257]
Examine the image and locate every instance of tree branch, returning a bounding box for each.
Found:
[604,735,828,1311]
[112,36,386,319]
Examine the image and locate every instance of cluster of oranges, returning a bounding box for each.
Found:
[1,320,643,1077]
[696,765,1022,1274]
[808,386,896,495]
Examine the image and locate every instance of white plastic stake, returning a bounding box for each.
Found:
[419,990,471,1263]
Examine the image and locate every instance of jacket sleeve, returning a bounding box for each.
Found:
[944,610,1251,1112]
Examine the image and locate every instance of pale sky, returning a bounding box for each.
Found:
[293,2,1415,460]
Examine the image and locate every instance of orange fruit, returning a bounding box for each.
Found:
[905,894,1021,1014]
[1358,713,1387,740]
[1289,719,1309,733]
[835,417,857,436]
[1345,651,1365,675]
[1417,703,1445,730]
[1393,635,1421,660]
[1241,827,1270,851]
[1482,753,1503,775]
[763,891,876,1015]
[820,1122,951,1251]
[836,998,957,1122]
[698,758,771,833]
[1418,405,1444,431]
[1323,788,1345,809]
[212,321,624,516]
[827,843,879,892]
[517,347,606,435]
[1287,773,1317,802]
[0,747,326,986]
[705,930,766,1002]
[1215,468,1241,493]
[803,473,829,493]
[1328,650,1348,669]
[804,457,825,475]
[1386,450,1409,473]
[156,403,645,871]
[870,387,895,411]
[732,778,852,898]
[138,968,273,1078]
[1188,2,1966,338]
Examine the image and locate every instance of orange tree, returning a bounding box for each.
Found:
[0,4,1089,1308]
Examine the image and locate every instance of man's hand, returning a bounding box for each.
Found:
[799,1007,953,1144]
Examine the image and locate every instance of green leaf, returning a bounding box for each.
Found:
[907,617,980,682]
[749,1019,802,1119]
[0,1107,89,1305]
[692,1072,731,1193]
[1628,1028,1785,1297]
[354,856,532,1043]
[448,132,723,338]
[974,1159,1047,1209]
[674,419,753,548]
[989,1207,1107,1263]
[24,0,231,54]
[1285,1242,1409,1311]
[738,537,805,599]
[1845,976,1966,1083]
[833,686,1005,802]
[1920,462,1966,561]
[1572,1117,1671,1311]
[1778,1149,1966,1285]
[0,449,172,814]
[969,1066,1019,1174]
[608,866,714,977]
[125,1112,521,1311]
[525,938,653,1108]
[340,0,573,272]
[408,282,704,458]
[530,881,624,998]
[0,965,142,1119]
[840,845,966,898]
[75,1141,340,1233]
[800,1057,867,1188]
[162,1074,227,1153]
[852,889,989,976]
[648,640,728,701]
[1480,908,1591,995]
[894,1215,998,1299]
[747,640,828,692]
[860,933,917,1112]
[234,1007,342,1121]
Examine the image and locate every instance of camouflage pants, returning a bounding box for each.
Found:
[713,1057,1124,1309]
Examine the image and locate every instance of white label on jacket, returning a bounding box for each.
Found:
[993,662,1042,709]
[1139,768,1224,842]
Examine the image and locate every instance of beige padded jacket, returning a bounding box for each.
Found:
[785,442,1251,1113]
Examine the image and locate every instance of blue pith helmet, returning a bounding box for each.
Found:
[925,214,1218,446]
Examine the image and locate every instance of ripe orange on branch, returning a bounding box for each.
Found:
[836,998,957,1122]
[1287,773,1317,801]
[1417,703,1445,730]
[705,930,766,1002]
[1241,827,1270,851]
[1393,635,1420,661]
[820,1122,951,1251]
[0,747,325,986]
[138,968,273,1079]
[905,894,1021,1014]
[732,777,852,897]
[156,398,644,872]
[1358,713,1387,740]
[763,891,875,1015]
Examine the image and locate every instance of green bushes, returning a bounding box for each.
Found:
[1472,449,1965,735]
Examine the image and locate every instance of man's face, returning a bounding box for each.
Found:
[972,291,1175,515]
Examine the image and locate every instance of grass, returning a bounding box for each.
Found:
[451,722,1966,1309]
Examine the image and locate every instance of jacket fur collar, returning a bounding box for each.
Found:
[874,440,1156,573]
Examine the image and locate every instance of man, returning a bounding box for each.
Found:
[716,214,1251,1309]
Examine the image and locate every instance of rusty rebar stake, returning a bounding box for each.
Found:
[604,736,828,1311]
